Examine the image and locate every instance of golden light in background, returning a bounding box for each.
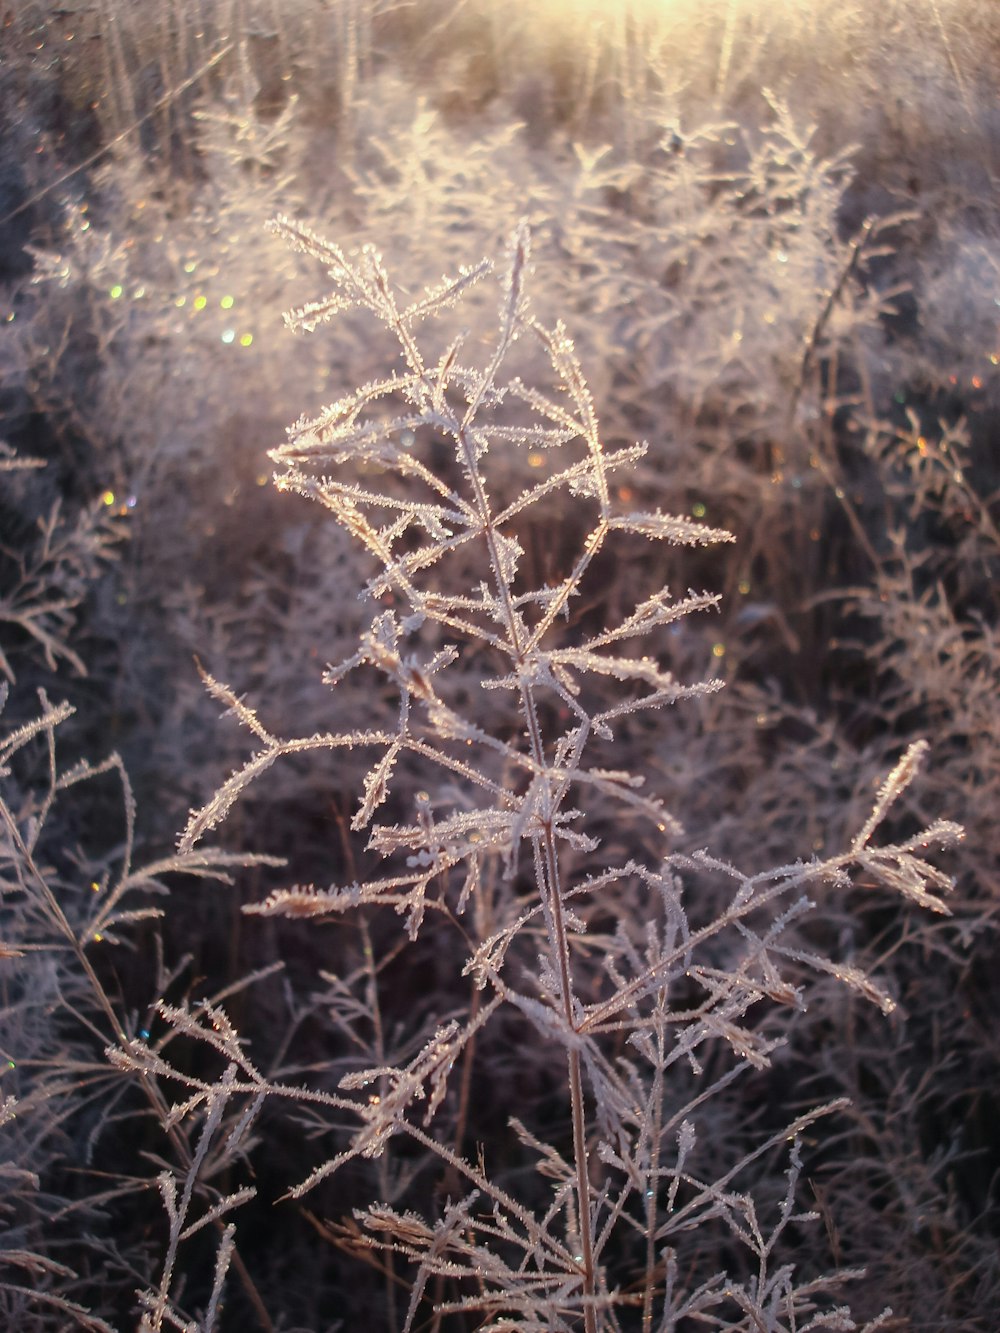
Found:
[490,0,837,105]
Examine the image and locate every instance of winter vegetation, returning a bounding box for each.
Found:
[1,1,998,1329]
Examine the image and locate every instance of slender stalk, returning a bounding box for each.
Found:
[451,385,600,1328]
[642,1012,667,1333]
[333,799,399,1333]
[537,817,598,1333]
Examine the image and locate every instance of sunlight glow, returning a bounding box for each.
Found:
[531,0,830,19]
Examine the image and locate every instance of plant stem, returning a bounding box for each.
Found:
[539,816,598,1333]
[453,376,599,1327]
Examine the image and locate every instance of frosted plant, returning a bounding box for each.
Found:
[172,221,963,1331]
[2,6,994,1325]
[0,679,283,1329]
[0,444,124,683]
